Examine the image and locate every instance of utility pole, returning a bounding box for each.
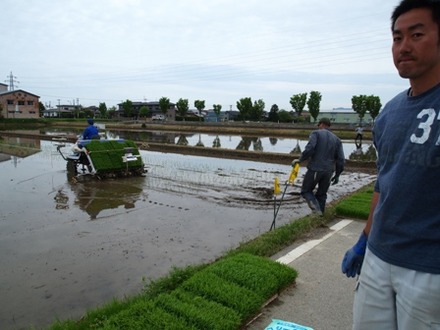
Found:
[5,71,19,91]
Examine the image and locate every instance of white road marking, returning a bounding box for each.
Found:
[276,219,353,265]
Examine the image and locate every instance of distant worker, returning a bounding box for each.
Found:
[355,125,364,147]
[292,117,345,215]
[82,119,100,140]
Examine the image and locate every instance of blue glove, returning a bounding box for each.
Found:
[341,231,367,278]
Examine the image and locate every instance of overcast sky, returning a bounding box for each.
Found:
[2,0,408,111]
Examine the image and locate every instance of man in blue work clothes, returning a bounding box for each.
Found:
[82,118,100,140]
[292,117,345,215]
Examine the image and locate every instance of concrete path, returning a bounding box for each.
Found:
[246,219,364,330]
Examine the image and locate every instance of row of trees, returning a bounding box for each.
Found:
[93,92,382,123]
[351,95,382,124]
[289,91,323,122]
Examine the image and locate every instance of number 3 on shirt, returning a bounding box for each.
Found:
[410,108,440,145]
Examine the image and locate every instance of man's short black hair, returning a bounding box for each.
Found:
[391,0,440,39]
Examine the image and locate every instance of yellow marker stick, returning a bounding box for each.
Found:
[288,163,300,184]
[274,177,281,195]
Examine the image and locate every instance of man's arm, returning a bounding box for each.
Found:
[341,190,379,277]
[300,132,317,161]
[331,141,345,185]
[364,191,379,235]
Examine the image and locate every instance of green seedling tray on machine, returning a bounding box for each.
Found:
[84,140,143,172]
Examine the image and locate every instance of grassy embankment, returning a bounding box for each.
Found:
[46,184,373,330]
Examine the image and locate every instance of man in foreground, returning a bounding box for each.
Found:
[342,0,440,328]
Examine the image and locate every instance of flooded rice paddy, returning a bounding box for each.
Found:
[0,138,375,329]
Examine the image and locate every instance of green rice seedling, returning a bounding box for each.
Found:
[143,264,206,299]
[85,140,143,172]
[336,186,373,220]
[154,289,241,330]
[101,299,196,330]
[46,296,147,330]
[206,253,296,299]
[207,260,279,299]
[206,253,297,299]
[181,271,263,320]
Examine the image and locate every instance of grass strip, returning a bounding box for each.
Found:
[230,213,328,257]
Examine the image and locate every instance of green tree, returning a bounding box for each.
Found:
[351,95,368,124]
[213,104,222,121]
[268,104,279,122]
[98,102,107,118]
[139,105,150,120]
[251,99,265,121]
[107,106,116,119]
[176,98,189,120]
[194,100,205,119]
[290,93,308,116]
[38,102,45,117]
[307,91,322,122]
[83,108,94,118]
[159,97,170,118]
[121,99,133,118]
[278,110,293,123]
[236,97,253,121]
[367,95,381,123]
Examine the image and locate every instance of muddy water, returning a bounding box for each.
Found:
[0,140,375,329]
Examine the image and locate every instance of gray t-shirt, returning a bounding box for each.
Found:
[369,83,440,274]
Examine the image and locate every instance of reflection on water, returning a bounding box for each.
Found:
[111,130,376,160]
[291,140,302,154]
[0,136,41,157]
[195,134,204,147]
[14,128,377,161]
[177,135,189,146]
[349,144,377,162]
[212,136,221,148]
[236,137,263,151]
[63,177,146,220]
